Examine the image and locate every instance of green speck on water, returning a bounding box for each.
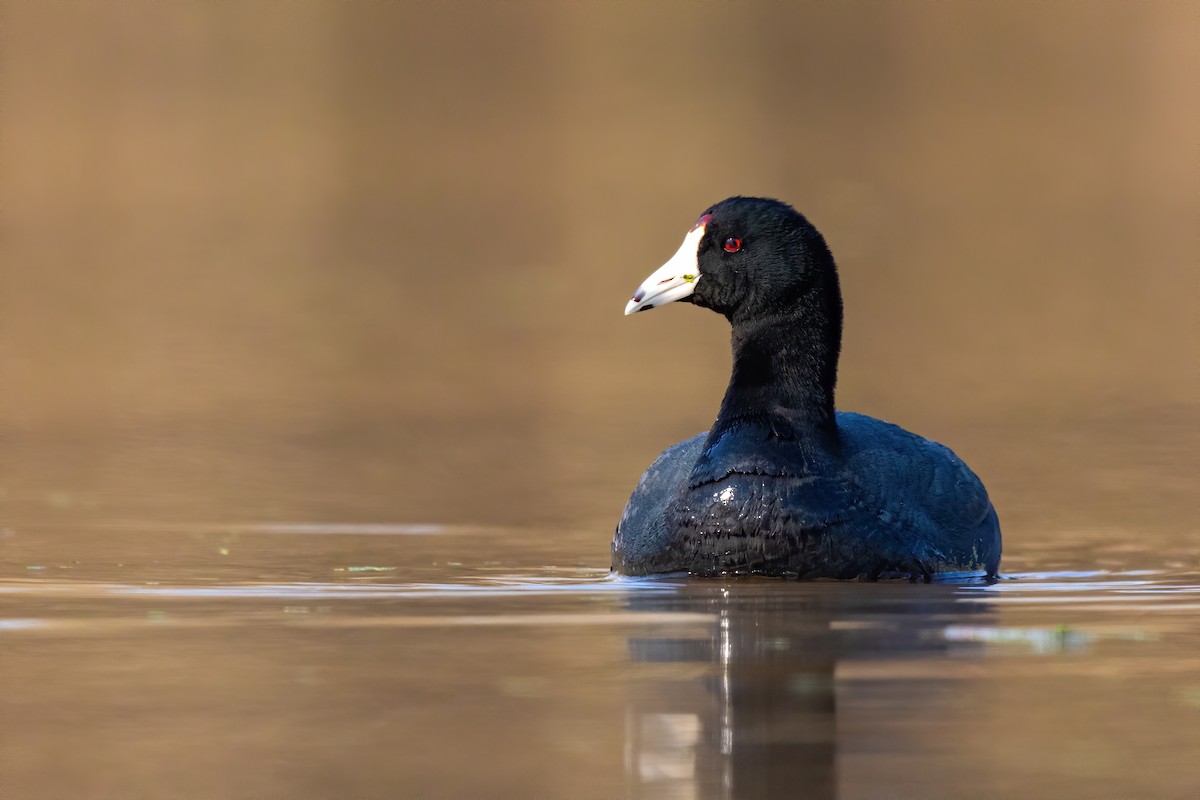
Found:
[788,674,835,695]
[146,611,168,622]
[498,676,548,698]
[46,491,73,508]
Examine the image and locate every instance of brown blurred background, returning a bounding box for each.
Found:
[3,1,1197,549]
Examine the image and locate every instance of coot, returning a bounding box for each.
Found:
[613,197,1001,580]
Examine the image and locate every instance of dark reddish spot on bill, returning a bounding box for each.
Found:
[689,213,712,232]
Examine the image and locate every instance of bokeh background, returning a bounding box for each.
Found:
[4,0,1197,550]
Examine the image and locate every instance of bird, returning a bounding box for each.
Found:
[613,197,1001,581]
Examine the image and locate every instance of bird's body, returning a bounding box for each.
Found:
[613,412,1000,579]
[613,197,1001,580]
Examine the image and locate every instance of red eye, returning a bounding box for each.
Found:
[723,237,742,253]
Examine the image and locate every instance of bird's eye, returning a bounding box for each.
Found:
[723,237,742,253]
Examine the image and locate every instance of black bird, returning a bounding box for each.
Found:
[613,197,1001,580]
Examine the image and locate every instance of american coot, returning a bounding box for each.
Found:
[613,197,1001,580]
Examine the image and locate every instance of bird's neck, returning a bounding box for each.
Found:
[709,302,842,446]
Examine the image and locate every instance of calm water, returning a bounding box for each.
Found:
[3,505,1198,798]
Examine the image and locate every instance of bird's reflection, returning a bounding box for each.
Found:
[623,580,993,799]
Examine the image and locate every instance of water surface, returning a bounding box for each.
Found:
[3,518,1198,798]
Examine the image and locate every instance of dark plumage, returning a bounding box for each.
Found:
[613,197,1001,580]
